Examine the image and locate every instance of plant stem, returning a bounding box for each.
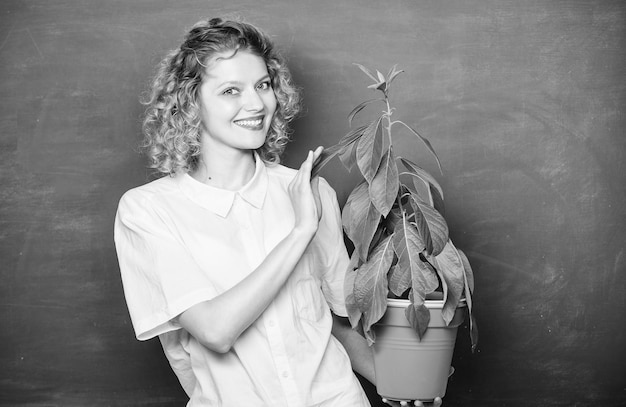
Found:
[384,96,393,148]
[383,94,406,218]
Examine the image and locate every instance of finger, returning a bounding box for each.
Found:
[300,147,323,180]
[433,397,443,407]
[413,401,424,407]
[312,145,324,162]
[311,145,328,177]
[306,147,321,171]
[300,150,314,180]
[294,151,313,186]
[299,150,313,170]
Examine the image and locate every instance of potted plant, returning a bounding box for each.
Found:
[312,64,478,402]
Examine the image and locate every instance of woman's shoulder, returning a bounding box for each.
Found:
[118,174,180,208]
[265,162,297,179]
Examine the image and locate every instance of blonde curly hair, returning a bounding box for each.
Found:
[141,18,301,175]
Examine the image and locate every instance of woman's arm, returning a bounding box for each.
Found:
[178,147,323,353]
[331,313,376,384]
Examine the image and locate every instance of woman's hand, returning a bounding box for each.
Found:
[382,397,443,407]
[288,146,324,236]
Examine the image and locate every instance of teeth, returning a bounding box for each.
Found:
[236,119,262,127]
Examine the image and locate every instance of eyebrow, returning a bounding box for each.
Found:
[213,74,271,88]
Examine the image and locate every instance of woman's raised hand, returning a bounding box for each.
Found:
[288,146,324,236]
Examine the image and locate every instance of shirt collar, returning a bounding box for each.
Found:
[177,153,268,217]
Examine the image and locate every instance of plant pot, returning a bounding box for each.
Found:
[372,297,466,402]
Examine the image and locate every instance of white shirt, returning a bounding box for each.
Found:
[114,156,370,407]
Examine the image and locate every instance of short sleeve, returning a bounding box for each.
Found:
[114,189,218,340]
[312,178,350,317]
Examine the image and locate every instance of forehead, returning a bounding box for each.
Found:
[202,50,269,84]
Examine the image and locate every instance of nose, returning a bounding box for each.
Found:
[242,88,264,112]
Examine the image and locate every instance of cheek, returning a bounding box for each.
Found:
[267,93,278,115]
[201,100,231,126]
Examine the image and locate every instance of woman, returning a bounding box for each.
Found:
[114,17,440,407]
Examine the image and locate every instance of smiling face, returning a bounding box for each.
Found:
[197,50,277,157]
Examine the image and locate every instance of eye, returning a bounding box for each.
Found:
[222,87,240,96]
[256,81,272,91]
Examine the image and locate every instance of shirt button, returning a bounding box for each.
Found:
[282,371,289,378]
[268,320,275,327]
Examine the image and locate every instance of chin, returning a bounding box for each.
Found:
[252,130,271,149]
[241,137,267,151]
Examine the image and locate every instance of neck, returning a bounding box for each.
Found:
[191,150,256,190]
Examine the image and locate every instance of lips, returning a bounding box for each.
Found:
[234,115,265,131]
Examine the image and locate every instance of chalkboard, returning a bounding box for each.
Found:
[1,0,625,406]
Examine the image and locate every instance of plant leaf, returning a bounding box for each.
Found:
[386,65,397,83]
[388,264,411,297]
[367,224,387,258]
[457,249,478,352]
[432,240,465,325]
[354,235,394,312]
[429,252,449,305]
[399,157,445,204]
[369,148,399,217]
[369,81,387,94]
[344,250,363,329]
[354,236,393,339]
[405,290,430,339]
[403,174,446,217]
[413,251,440,297]
[311,123,369,177]
[382,205,402,233]
[338,140,359,172]
[407,193,433,254]
[408,192,449,256]
[392,212,425,256]
[392,215,439,298]
[457,249,474,293]
[394,121,443,174]
[340,124,369,147]
[468,312,479,352]
[338,124,369,172]
[311,143,341,178]
[348,98,382,126]
[429,183,446,218]
[353,63,379,83]
[387,65,404,86]
[356,116,384,183]
[353,235,394,344]
[376,70,385,83]
[460,255,479,352]
[342,181,382,261]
